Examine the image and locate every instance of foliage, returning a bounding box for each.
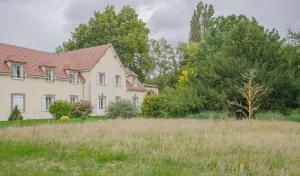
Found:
[8,106,23,121]
[141,94,164,117]
[71,100,93,118]
[189,1,215,42]
[57,5,151,80]
[181,14,300,114]
[162,87,203,117]
[49,101,72,120]
[231,69,268,119]
[146,38,181,90]
[106,99,136,118]
[60,116,70,122]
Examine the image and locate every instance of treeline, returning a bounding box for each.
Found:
[58,2,300,118]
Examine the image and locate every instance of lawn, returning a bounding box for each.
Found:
[0,119,299,176]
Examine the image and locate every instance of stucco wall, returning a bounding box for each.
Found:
[0,74,83,120]
[88,48,147,115]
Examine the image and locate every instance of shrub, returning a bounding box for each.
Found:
[60,115,70,122]
[71,100,93,118]
[49,100,72,119]
[162,87,203,117]
[8,106,23,121]
[141,94,164,117]
[106,99,136,118]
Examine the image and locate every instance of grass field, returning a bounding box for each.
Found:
[0,119,299,176]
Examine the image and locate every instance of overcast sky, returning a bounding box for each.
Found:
[0,0,299,52]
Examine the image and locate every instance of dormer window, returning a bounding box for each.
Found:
[46,68,54,82]
[132,77,138,87]
[69,72,78,85]
[12,63,24,79]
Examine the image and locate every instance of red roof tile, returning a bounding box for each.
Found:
[0,43,111,79]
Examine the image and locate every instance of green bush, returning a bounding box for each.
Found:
[141,94,164,117]
[106,99,136,118]
[162,87,203,117]
[71,100,93,118]
[8,106,23,121]
[49,100,72,119]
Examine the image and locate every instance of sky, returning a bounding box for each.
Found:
[0,0,299,52]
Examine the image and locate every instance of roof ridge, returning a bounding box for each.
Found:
[0,43,56,56]
[64,44,112,54]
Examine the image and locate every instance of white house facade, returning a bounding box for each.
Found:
[0,43,158,120]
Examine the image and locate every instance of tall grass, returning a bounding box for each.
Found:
[0,119,299,175]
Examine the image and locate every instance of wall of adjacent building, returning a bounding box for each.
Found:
[0,74,83,121]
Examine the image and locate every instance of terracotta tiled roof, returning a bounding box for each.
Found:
[63,44,112,71]
[0,43,112,79]
[126,80,146,92]
[125,67,139,76]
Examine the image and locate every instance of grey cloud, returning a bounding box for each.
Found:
[0,0,299,52]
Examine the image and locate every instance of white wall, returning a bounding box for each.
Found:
[0,74,83,120]
[88,48,147,115]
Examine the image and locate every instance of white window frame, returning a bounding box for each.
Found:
[45,95,55,110]
[12,63,24,79]
[46,67,54,82]
[69,95,78,104]
[132,96,139,111]
[98,72,106,85]
[115,75,121,87]
[98,96,106,110]
[132,77,138,87]
[11,94,25,112]
[69,72,78,85]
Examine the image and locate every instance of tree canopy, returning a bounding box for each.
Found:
[57,5,151,80]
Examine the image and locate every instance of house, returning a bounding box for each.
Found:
[0,43,158,121]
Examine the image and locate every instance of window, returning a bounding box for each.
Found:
[132,77,138,87]
[69,72,78,84]
[45,95,55,110]
[98,73,105,85]
[69,95,78,104]
[12,63,24,79]
[115,75,121,87]
[46,68,54,82]
[115,96,121,101]
[98,96,106,110]
[132,96,139,111]
[12,94,25,112]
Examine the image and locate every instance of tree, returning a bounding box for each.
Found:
[189,1,215,43]
[182,15,300,113]
[232,69,268,119]
[57,5,151,80]
[147,38,181,89]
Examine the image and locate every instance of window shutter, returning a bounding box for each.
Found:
[112,75,115,86]
[96,97,99,115]
[67,96,71,103]
[41,96,46,112]
[96,73,100,84]
[12,65,16,77]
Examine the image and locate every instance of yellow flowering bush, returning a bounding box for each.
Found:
[60,116,70,122]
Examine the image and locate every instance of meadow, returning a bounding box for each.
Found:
[0,118,299,176]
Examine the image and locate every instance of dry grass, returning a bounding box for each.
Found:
[0,119,299,175]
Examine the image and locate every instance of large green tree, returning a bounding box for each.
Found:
[184,15,300,113]
[147,38,181,89]
[57,5,151,80]
[189,1,215,43]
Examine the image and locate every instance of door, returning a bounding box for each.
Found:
[96,96,106,115]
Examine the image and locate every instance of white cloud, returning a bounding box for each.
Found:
[0,0,299,51]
